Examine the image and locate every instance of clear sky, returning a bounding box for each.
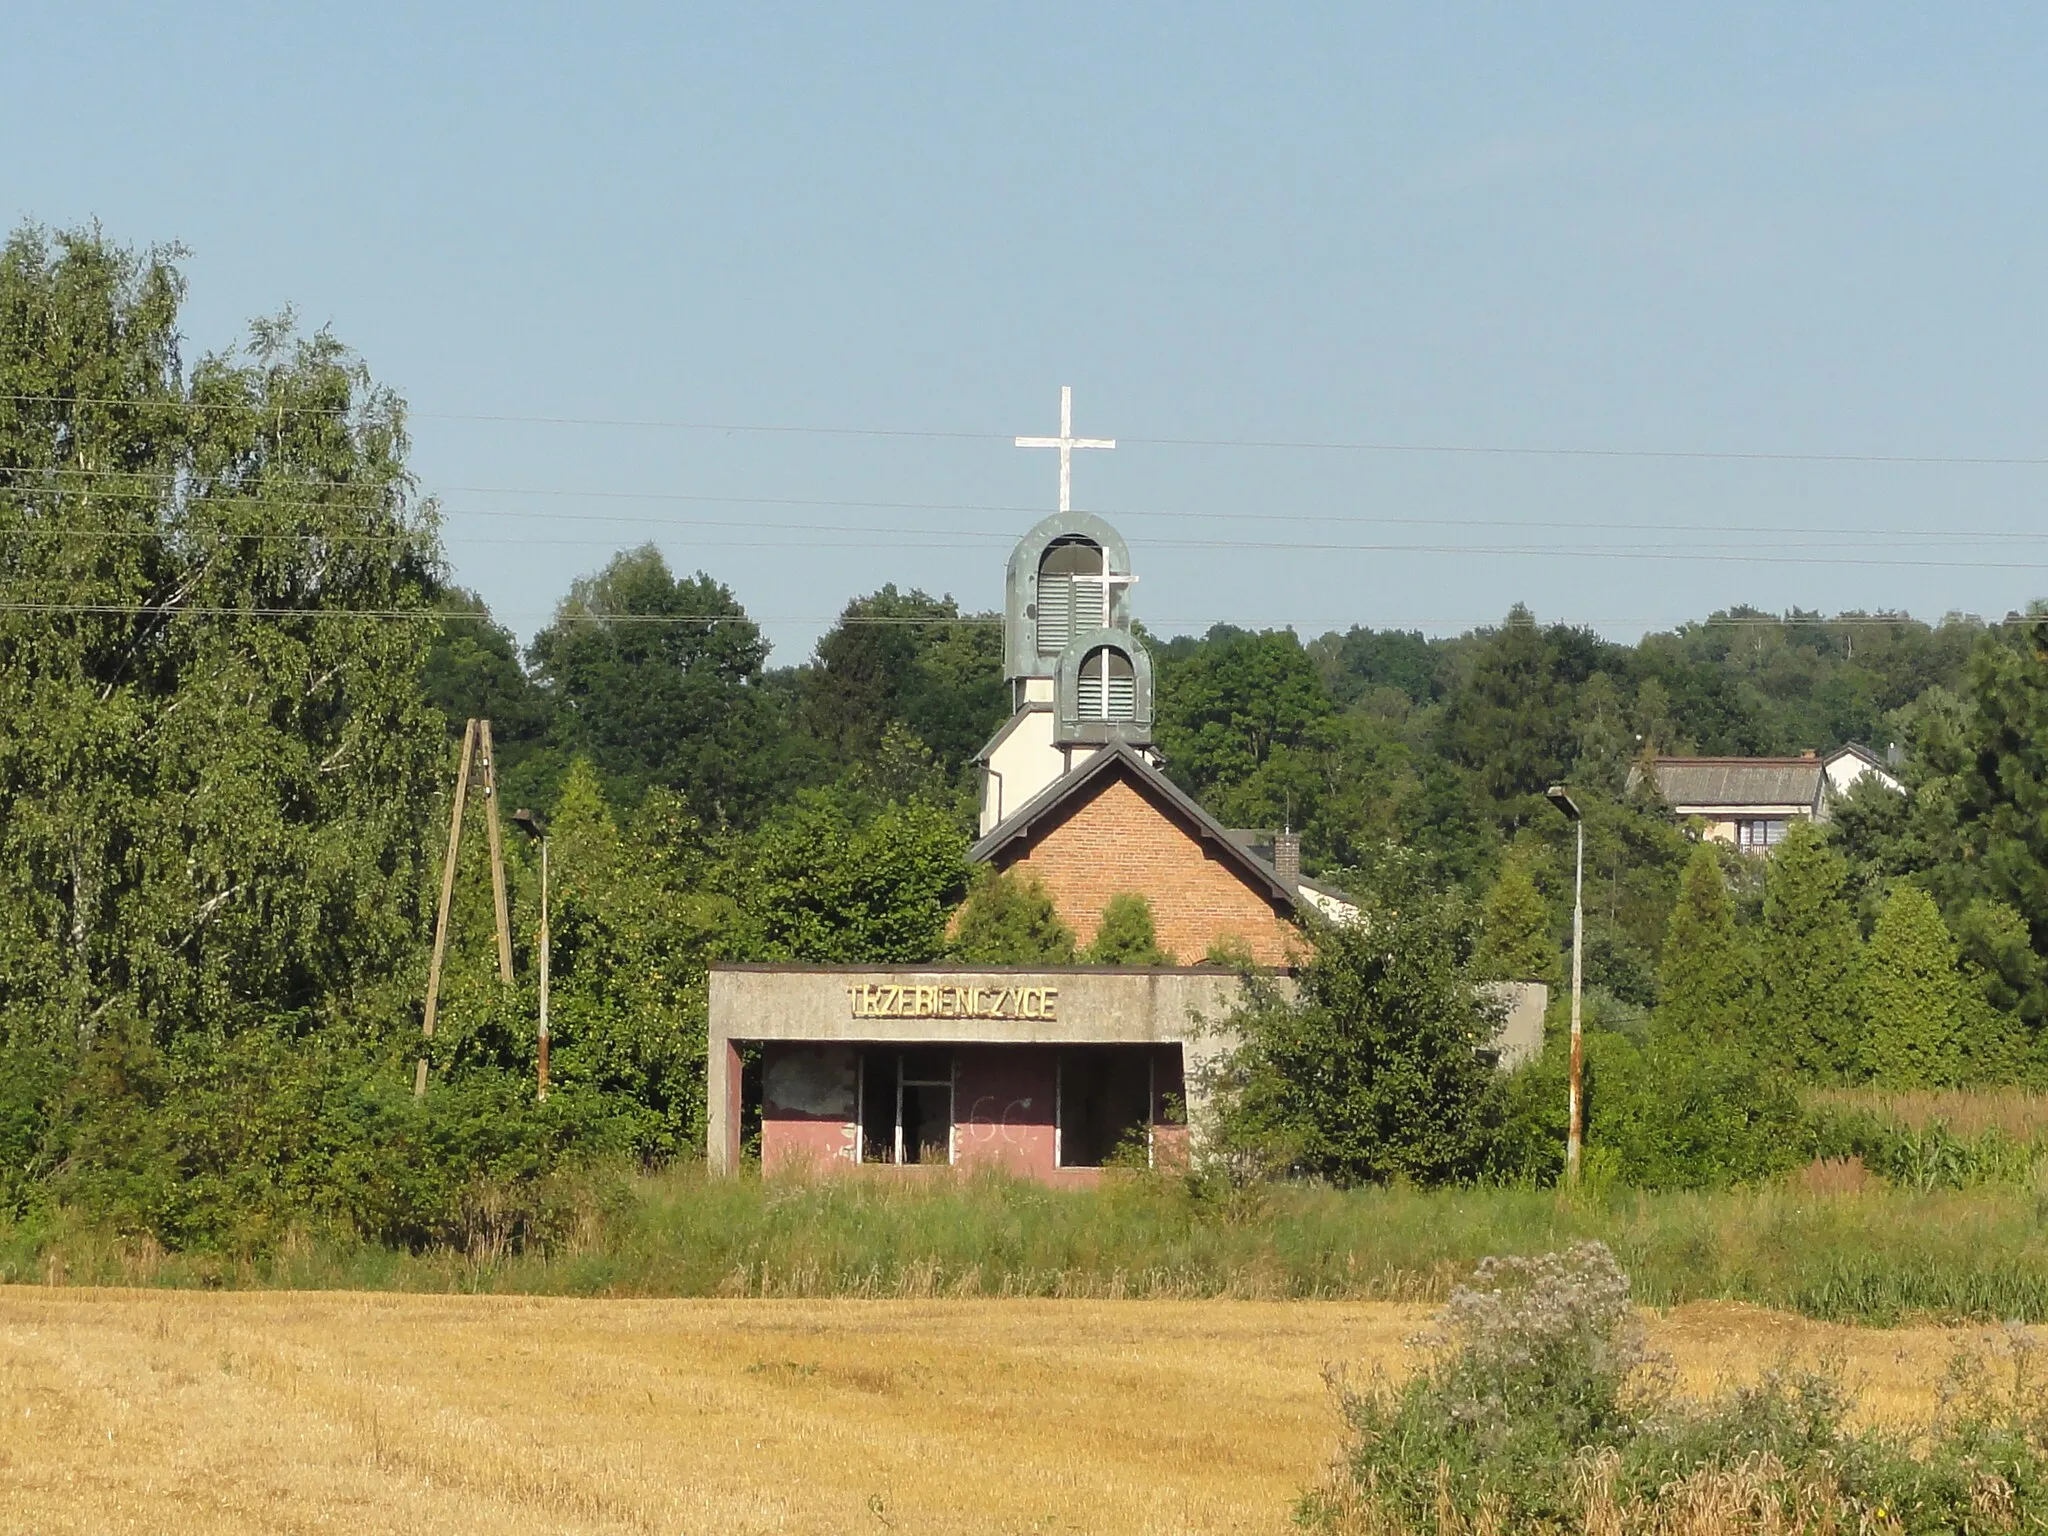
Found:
[9,5,2048,661]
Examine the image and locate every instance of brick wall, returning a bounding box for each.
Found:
[997,775,1300,965]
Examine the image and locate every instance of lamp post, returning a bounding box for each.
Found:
[1545,786,1585,1187]
[512,808,550,1103]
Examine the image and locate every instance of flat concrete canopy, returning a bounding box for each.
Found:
[708,964,1256,1176]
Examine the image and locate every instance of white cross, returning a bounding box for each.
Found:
[1015,385,1115,515]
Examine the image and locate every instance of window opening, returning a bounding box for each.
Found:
[1736,817,1789,853]
[1037,537,1108,656]
[1075,646,1136,722]
[1056,1048,1154,1167]
[859,1048,955,1164]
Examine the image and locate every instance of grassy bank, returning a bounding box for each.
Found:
[8,1168,2048,1326]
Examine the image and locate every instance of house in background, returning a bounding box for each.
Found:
[1631,743,1904,853]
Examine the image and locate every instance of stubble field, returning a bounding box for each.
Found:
[0,1289,1998,1535]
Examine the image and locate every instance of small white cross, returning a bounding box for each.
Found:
[1015,385,1115,515]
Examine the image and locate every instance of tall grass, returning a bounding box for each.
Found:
[1808,1084,2048,1140]
[8,1167,2048,1326]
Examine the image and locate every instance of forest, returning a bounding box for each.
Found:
[9,224,2048,1252]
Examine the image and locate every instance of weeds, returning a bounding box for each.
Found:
[1309,1242,2048,1534]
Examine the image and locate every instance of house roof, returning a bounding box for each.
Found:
[1636,756,1826,810]
[968,739,1299,908]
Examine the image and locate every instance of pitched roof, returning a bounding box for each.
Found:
[1638,756,1826,810]
[968,740,1298,907]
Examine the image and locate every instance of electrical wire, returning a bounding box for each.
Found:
[6,393,2048,467]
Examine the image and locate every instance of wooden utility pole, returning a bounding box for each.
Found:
[417,718,516,1097]
[477,719,516,985]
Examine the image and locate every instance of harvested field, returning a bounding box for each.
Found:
[0,1290,2003,1535]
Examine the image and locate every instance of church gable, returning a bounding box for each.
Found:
[974,749,1301,966]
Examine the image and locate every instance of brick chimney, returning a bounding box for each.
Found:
[1273,830,1301,885]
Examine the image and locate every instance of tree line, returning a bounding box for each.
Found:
[7,223,2048,1247]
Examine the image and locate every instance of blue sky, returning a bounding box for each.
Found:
[9,5,2048,660]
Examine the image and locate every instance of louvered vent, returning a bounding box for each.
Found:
[1076,646,1137,722]
[1036,537,1102,657]
[1036,575,1074,654]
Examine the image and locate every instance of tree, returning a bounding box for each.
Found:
[1436,608,1615,807]
[1655,845,1757,1045]
[949,869,1076,964]
[420,587,559,810]
[1153,627,1336,829]
[1473,854,1561,986]
[0,225,445,1050]
[801,585,1005,777]
[1756,822,1862,1077]
[1207,853,1500,1184]
[1083,893,1173,965]
[527,545,799,824]
[737,790,968,963]
[1860,884,1971,1088]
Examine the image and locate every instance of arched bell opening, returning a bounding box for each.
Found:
[1035,536,1109,658]
[1074,644,1137,722]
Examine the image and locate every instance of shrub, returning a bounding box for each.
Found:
[1312,1240,2048,1533]
[1204,852,1502,1185]
[1084,892,1174,965]
[949,869,1077,964]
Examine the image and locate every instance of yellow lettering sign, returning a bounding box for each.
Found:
[845,980,1063,1022]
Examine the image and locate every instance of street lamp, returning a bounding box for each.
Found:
[1545,786,1585,1187]
[512,808,550,1103]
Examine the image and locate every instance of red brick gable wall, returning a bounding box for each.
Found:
[990,773,1300,966]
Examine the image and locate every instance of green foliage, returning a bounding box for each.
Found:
[737,789,968,962]
[1472,853,1560,985]
[527,544,804,823]
[949,869,1077,964]
[1655,844,1758,1045]
[1758,821,1864,1077]
[799,585,1006,778]
[1435,607,1619,803]
[1316,1241,2048,1534]
[420,587,560,811]
[1861,884,1974,1088]
[1082,892,1173,965]
[0,224,445,1052]
[1153,626,1335,830]
[1583,1033,1808,1189]
[1207,853,1501,1185]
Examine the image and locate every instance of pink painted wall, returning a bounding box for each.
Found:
[760,1043,859,1174]
[953,1046,1060,1177]
[756,1042,1186,1183]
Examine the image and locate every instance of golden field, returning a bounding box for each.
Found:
[0,1289,2004,1535]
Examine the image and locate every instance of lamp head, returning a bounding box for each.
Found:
[511,807,547,842]
[1545,785,1582,822]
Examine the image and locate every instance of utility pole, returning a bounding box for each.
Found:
[1546,785,1586,1186]
[417,718,515,1098]
[513,808,550,1103]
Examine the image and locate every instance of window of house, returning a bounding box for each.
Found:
[1036,538,1107,656]
[1736,818,1789,852]
[858,1049,955,1164]
[1073,646,1136,722]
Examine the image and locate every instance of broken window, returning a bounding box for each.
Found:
[858,1048,955,1165]
[1057,1047,1155,1168]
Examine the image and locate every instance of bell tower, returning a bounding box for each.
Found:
[976,389,1156,835]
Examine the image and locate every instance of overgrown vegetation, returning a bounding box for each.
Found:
[16,220,2048,1257]
[1310,1241,2048,1533]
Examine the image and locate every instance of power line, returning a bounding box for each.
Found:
[10,486,2048,549]
[10,521,2048,570]
[0,600,2021,631]
[6,393,2048,467]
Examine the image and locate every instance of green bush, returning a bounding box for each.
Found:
[1312,1241,2048,1534]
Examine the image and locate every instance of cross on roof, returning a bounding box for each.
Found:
[1015,385,1114,515]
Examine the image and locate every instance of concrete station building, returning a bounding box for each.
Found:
[708,397,1541,1181]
